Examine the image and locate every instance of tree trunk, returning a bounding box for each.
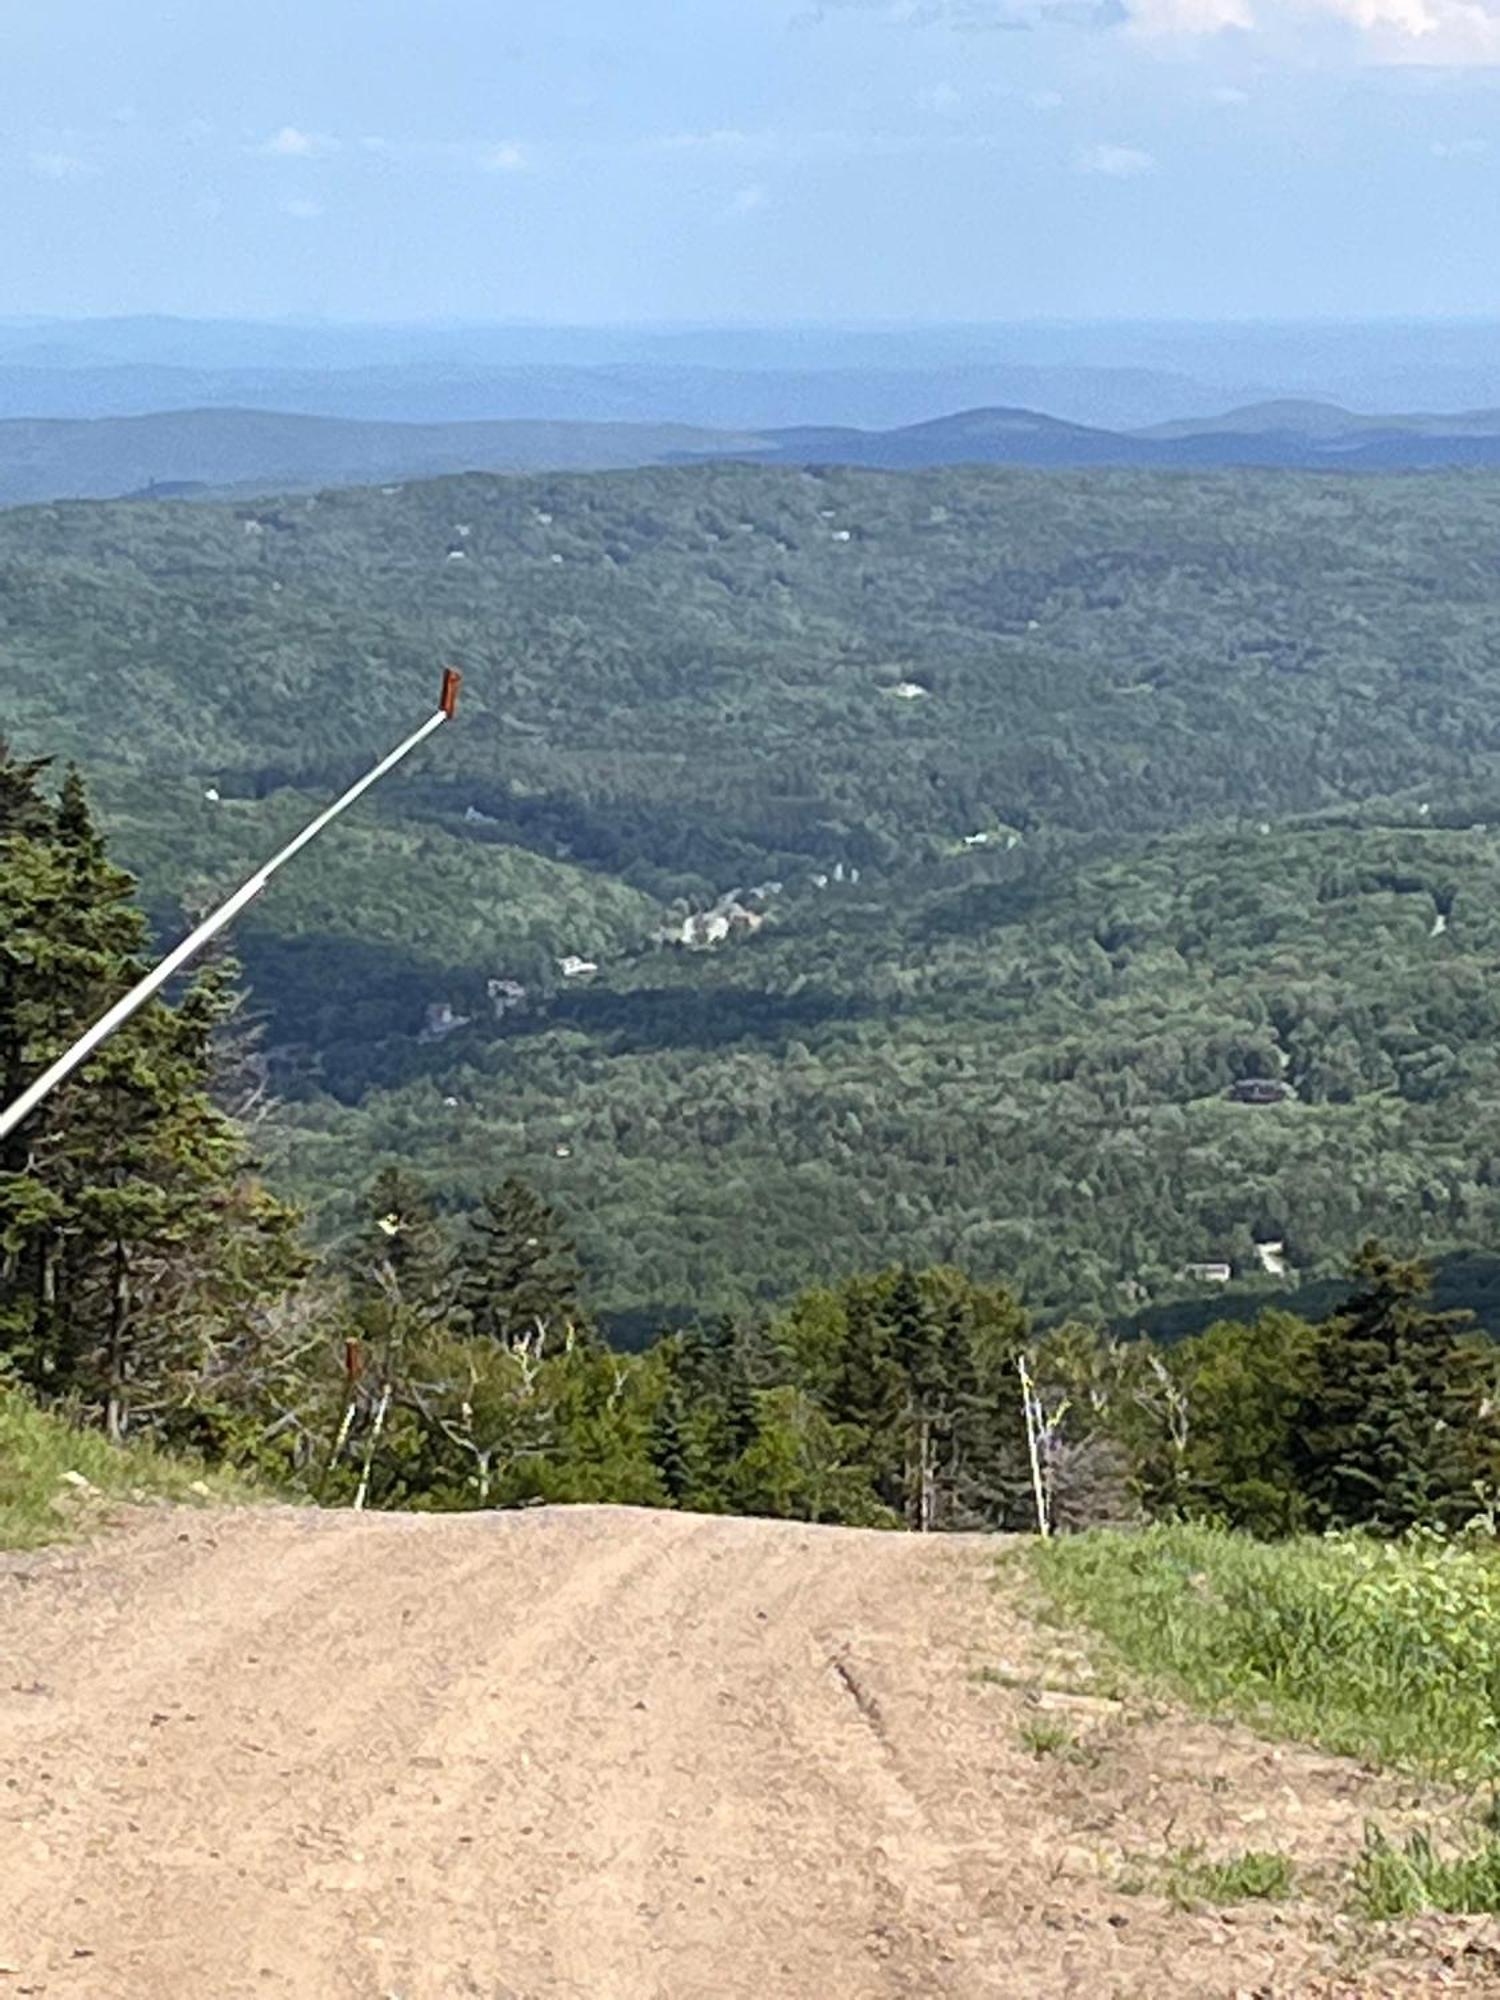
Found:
[104,1240,130,1443]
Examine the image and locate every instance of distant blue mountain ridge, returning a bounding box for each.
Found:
[4,396,1500,505]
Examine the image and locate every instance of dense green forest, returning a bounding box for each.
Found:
[10,462,1500,1321]
[3,746,1499,1541]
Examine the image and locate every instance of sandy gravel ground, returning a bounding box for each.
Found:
[2,1504,1497,1998]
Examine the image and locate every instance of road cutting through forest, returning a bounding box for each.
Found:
[1,1505,1493,1998]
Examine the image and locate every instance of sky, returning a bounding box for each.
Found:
[5,0,1500,323]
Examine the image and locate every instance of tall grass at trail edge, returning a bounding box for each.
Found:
[1030,1522,1500,1785]
[1355,1826,1500,1918]
[0,1383,259,1549]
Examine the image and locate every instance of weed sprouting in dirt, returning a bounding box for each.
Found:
[1117,1842,1298,1908]
[1019,1717,1073,1757]
[1164,1846,1299,1909]
[1355,1826,1500,1918]
[1017,1717,1103,1766]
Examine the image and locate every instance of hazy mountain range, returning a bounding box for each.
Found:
[11,398,1500,505]
[11,316,1500,435]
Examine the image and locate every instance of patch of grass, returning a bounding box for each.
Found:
[1355,1827,1500,1918]
[1118,1842,1298,1908]
[1032,1523,1500,1784]
[0,1384,261,1549]
[1163,1845,1299,1910]
[1019,1717,1078,1759]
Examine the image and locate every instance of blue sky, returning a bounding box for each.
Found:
[6,0,1500,322]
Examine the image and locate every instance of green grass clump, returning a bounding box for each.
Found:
[1163,1845,1298,1909]
[1355,1827,1500,1918]
[0,1384,258,1549]
[1024,1712,1080,1760]
[1032,1523,1500,1783]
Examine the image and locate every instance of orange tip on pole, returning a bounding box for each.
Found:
[439,667,462,719]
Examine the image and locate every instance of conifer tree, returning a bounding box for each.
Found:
[882,1267,950,1530]
[352,1166,452,1321]
[1293,1241,1489,1532]
[0,746,303,1440]
[454,1175,584,1352]
[650,1388,691,1505]
[828,1282,906,1510]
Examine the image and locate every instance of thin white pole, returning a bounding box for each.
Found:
[0,677,460,1146]
[1017,1354,1051,1539]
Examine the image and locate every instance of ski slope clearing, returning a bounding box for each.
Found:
[0,1506,1491,1997]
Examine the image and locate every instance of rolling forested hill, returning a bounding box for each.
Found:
[9,461,1500,1326]
[0,409,760,504]
[16,400,1500,507]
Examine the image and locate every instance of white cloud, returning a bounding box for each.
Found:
[1128,0,1500,60]
[1030,88,1066,107]
[29,151,93,181]
[1432,135,1489,154]
[816,0,1500,64]
[281,197,325,219]
[261,126,338,158]
[1126,0,1251,29]
[918,81,964,110]
[1075,141,1156,175]
[1208,82,1252,100]
[475,140,528,173]
[727,183,769,215]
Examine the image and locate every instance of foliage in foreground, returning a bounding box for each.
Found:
[1355,1827,1500,1919]
[1121,1845,1299,1910]
[0,1380,259,1549]
[1031,1522,1500,1785]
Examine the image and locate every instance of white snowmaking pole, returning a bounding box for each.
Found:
[0,668,462,1147]
[1017,1353,1051,1539]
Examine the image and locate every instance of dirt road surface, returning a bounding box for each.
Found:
[2,1505,1497,1999]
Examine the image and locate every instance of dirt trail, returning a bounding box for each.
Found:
[1,1505,1495,1999]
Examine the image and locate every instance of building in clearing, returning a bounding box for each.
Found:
[1182,1261,1233,1284]
[420,1001,469,1043]
[1227,1078,1293,1106]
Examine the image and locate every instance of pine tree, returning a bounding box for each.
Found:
[0,749,303,1440]
[884,1267,949,1530]
[1293,1241,1487,1533]
[454,1176,584,1352]
[827,1282,905,1510]
[650,1320,759,1512]
[650,1388,691,1504]
[352,1166,452,1321]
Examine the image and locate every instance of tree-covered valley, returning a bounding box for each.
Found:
[9,461,1500,1330]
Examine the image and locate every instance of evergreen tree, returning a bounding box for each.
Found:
[352,1166,452,1321]
[1293,1241,1490,1533]
[651,1320,761,1512]
[884,1266,965,1530]
[650,1388,691,1505]
[0,748,303,1440]
[454,1176,584,1352]
[819,1283,903,1513]
[1174,1311,1319,1534]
